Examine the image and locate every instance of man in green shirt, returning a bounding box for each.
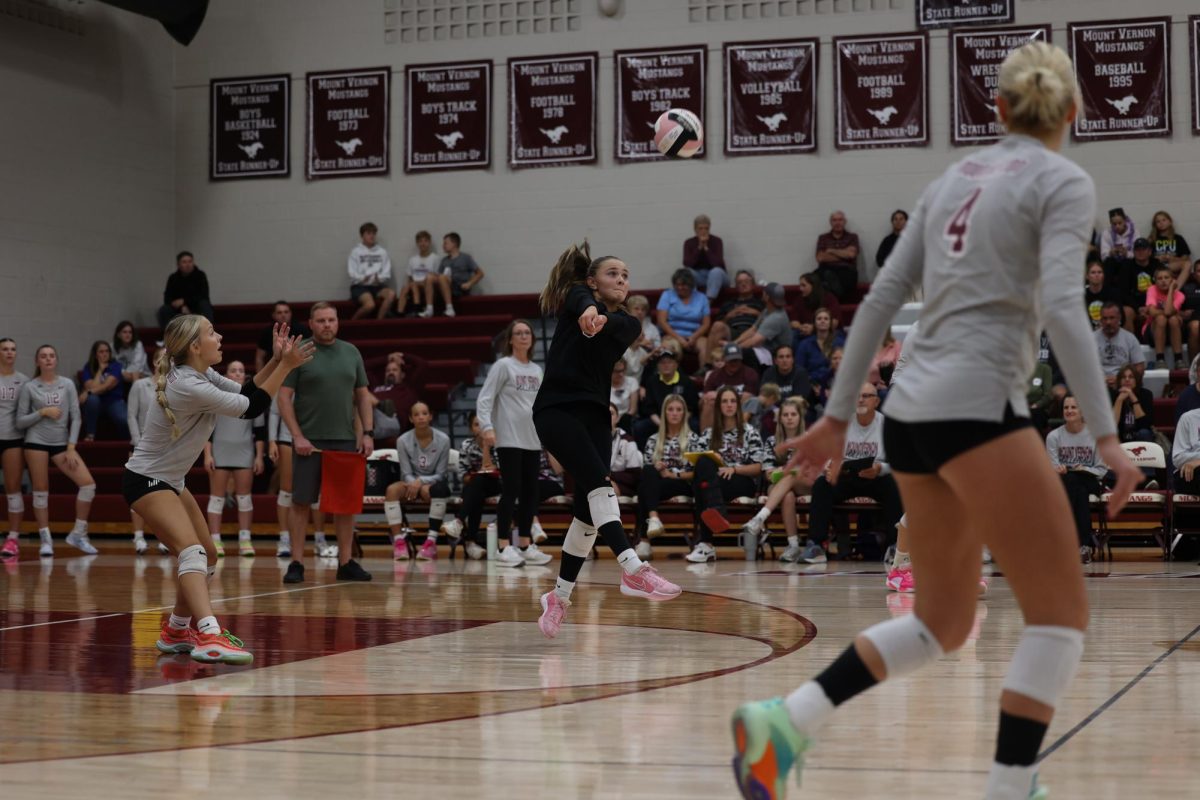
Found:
[278,301,374,584]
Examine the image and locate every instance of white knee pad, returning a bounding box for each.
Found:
[77,484,96,503]
[861,614,945,681]
[562,518,597,559]
[384,501,404,526]
[429,497,447,519]
[177,544,208,577]
[32,491,48,509]
[1002,625,1085,708]
[586,486,621,530]
[277,490,292,508]
[6,493,23,514]
[236,494,253,512]
[207,496,226,515]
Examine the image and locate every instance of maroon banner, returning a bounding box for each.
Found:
[614,45,707,163]
[951,26,1051,147]
[723,39,818,157]
[210,75,289,180]
[917,0,1013,30]
[1069,18,1172,142]
[508,52,597,169]
[306,67,389,179]
[834,33,928,150]
[405,60,492,173]
[1191,16,1200,135]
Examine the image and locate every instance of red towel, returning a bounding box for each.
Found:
[319,450,367,515]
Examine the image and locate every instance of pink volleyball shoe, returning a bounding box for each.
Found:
[538,591,571,639]
[620,564,682,601]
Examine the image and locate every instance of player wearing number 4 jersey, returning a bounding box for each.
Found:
[731,42,1141,800]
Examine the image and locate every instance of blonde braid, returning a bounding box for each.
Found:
[154,314,206,440]
[153,347,179,440]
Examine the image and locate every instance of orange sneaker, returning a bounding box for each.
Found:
[155,623,198,654]
[190,629,254,665]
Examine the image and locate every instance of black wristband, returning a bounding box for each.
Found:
[240,388,271,419]
[363,430,375,438]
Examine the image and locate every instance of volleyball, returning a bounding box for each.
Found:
[653,108,703,159]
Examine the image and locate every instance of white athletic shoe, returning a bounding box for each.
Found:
[158,541,171,555]
[741,515,764,538]
[982,545,993,564]
[39,530,54,557]
[314,532,328,552]
[66,530,99,555]
[318,543,339,559]
[134,535,148,555]
[531,519,547,544]
[420,306,434,318]
[441,518,463,542]
[276,532,291,559]
[645,517,665,539]
[635,540,653,560]
[444,306,456,318]
[779,543,803,563]
[495,544,525,568]
[685,542,716,563]
[521,543,552,565]
[466,541,486,560]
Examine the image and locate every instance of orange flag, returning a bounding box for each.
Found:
[319,450,367,515]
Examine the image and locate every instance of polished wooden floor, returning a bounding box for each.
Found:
[2,543,1199,799]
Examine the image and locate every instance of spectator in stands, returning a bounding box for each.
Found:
[814,210,860,300]
[867,330,902,392]
[733,283,792,370]
[1181,259,1200,361]
[761,345,813,405]
[348,222,396,320]
[874,209,907,270]
[157,251,213,331]
[438,232,484,316]
[623,294,661,385]
[202,360,263,559]
[799,383,901,564]
[1128,238,1165,323]
[385,401,452,562]
[1142,267,1184,369]
[112,321,147,384]
[1111,365,1155,444]
[256,302,311,372]
[743,382,781,435]
[716,270,763,340]
[398,230,441,317]
[1172,407,1200,496]
[79,340,129,441]
[1084,257,1124,332]
[1151,210,1192,278]
[682,213,728,300]
[795,308,845,389]
[458,411,501,561]
[1046,395,1106,564]
[741,396,810,562]
[1038,331,1068,412]
[1095,302,1144,389]
[635,344,699,446]
[700,343,760,430]
[656,268,711,362]
[685,386,765,563]
[790,272,842,339]
[609,402,643,497]
[1028,360,1055,431]
[278,301,374,583]
[1100,207,1137,266]
[367,351,428,438]
[1175,361,1200,424]
[636,395,696,560]
[610,360,638,430]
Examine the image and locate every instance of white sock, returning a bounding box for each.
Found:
[39,527,51,539]
[212,532,222,542]
[7,531,18,540]
[784,681,836,737]
[616,548,644,575]
[72,519,88,534]
[753,507,770,524]
[893,550,912,570]
[426,532,438,543]
[197,616,220,635]
[554,576,575,602]
[133,530,145,539]
[168,614,191,630]
[279,529,290,538]
[315,530,326,543]
[787,535,800,546]
[239,529,251,538]
[984,763,1039,800]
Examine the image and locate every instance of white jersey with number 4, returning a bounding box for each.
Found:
[828,134,1116,441]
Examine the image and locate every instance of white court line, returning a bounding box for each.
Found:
[0,581,346,632]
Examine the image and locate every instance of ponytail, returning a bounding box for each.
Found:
[997,41,1077,135]
[539,242,593,316]
[153,348,179,440]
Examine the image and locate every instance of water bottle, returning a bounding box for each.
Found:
[486,521,498,560]
[743,527,757,561]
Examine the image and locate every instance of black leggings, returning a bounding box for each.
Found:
[1060,471,1101,548]
[808,473,902,552]
[538,478,565,503]
[692,457,758,542]
[460,473,502,544]
[637,469,693,524]
[497,447,540,543]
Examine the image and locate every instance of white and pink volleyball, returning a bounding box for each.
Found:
[653,108,703,159]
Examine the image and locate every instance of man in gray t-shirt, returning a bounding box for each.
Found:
[734,283,793,369]
[1095,302,1145,388]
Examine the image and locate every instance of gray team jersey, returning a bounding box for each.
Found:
[268,395,293,445]
[210,413,256,469]
[126,376,155,447]
[830,134,1116,440]
[125,366,249,490]
[0,371,29,441]
[17,376,80,446]
[397,427,451,484]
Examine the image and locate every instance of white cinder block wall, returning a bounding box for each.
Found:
[0,5,175,377]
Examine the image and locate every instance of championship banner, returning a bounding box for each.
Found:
[306,67,390,179]
[210,75,290,180]
[1069,18,1172,141]
[614,45,707,162]
[508,52,597,169]
[723,39,818,157]
[916,0,1013,30]
[405,60,492,173]
[834,33,928,150]
[1190,16,1200,135]
[951,26,1051,147]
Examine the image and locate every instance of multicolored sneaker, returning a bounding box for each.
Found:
[393,537,410,561]
[620,564,682,601]
[155,623,198,654]
[212,535,225,558]
[0,538,19,560]
[190,629,254,665]
[731,697,811,800]
[886,566,915,593]
[417,538,438,561]
[238,531,254,557]
[538,591,570,639]
[133,535,148,555]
